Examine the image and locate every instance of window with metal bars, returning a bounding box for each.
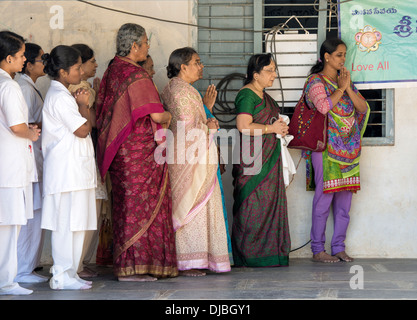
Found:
[196,0,394,145]
[196,0,255,128]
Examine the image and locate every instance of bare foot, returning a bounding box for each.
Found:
[312,251,340,263]
[118,275,158,282]
[78,267,98,278]
[179,269,206,277]
[334,251,354,262]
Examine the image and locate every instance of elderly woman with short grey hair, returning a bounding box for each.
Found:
[96,23,178,281]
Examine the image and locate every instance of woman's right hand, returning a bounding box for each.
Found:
[28,124,41,142]
[73,88,91,108]
[270,118,289,136]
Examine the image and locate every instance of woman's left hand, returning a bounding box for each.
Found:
[207,117,219,130]
[271,118,289,137]
[93,77,101,93]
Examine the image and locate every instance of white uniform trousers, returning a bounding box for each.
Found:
[15,183,45,282]
[78,198,103,273]
[0,225,20,292]
[15,209,45,280]
[48,193,89,290]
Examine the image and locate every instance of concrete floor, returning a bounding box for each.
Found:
[2,258,417,301]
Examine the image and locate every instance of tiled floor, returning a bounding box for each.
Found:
[2,258,417,301]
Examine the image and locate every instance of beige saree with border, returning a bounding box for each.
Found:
[161,77,231,273]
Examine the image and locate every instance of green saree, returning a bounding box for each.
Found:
[232,88,291,267]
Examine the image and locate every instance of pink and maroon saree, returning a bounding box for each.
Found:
[96,56,178,278]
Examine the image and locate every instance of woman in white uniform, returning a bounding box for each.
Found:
[0,31,41,296]
[41,45,97,290]
[15,43,48,284]
[69,44,107,279]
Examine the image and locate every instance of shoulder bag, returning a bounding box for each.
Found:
[288,74,328,152]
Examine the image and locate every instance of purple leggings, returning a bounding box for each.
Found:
[310,152,353,255]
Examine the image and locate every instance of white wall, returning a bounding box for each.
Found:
[1,0,198,94]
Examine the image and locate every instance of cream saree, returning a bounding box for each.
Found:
[161,77,231,273]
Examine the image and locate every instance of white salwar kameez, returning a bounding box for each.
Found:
[42,80,97,290]
[0,69,36,295]
[15,73,47,283]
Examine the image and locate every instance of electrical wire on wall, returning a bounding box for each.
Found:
[213,73,246,123]
[264,15,311,115]
[76,0,261,33]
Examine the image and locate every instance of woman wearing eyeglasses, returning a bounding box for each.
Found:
[161,47,231,276]
[15,43,48,284]
[232,53,291,268]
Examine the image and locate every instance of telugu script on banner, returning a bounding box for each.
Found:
[339,0,417,88]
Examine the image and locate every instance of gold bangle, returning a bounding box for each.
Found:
[336,88,344,95]
[265,125,268,134]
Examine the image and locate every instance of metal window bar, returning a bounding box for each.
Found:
[196,0,255,127]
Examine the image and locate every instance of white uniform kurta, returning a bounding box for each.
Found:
[41,80,97,290]
[69,80,108,274]
[15,74,47,283]
[0,68,36,295]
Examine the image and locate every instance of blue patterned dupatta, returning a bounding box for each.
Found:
[200,92,234,265]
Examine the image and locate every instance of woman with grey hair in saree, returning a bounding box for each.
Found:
[96,23,177,281]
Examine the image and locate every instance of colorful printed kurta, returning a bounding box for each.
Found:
[304,73,370,193]
[161,77,231,273]
[96,56,178,278]
[232,88,290,267]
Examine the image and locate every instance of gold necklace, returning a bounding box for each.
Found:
[322,72,337,82]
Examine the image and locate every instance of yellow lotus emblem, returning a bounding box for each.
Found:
[355,25,382,52]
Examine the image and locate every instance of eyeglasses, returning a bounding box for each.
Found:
[136,39,150,48]
[34,59,44,63]
[189,60,203,67]
[262,68,276,73]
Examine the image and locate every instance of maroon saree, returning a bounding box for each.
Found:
[96,56,178,278]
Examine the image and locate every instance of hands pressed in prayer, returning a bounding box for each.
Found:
[202,84,217,113]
